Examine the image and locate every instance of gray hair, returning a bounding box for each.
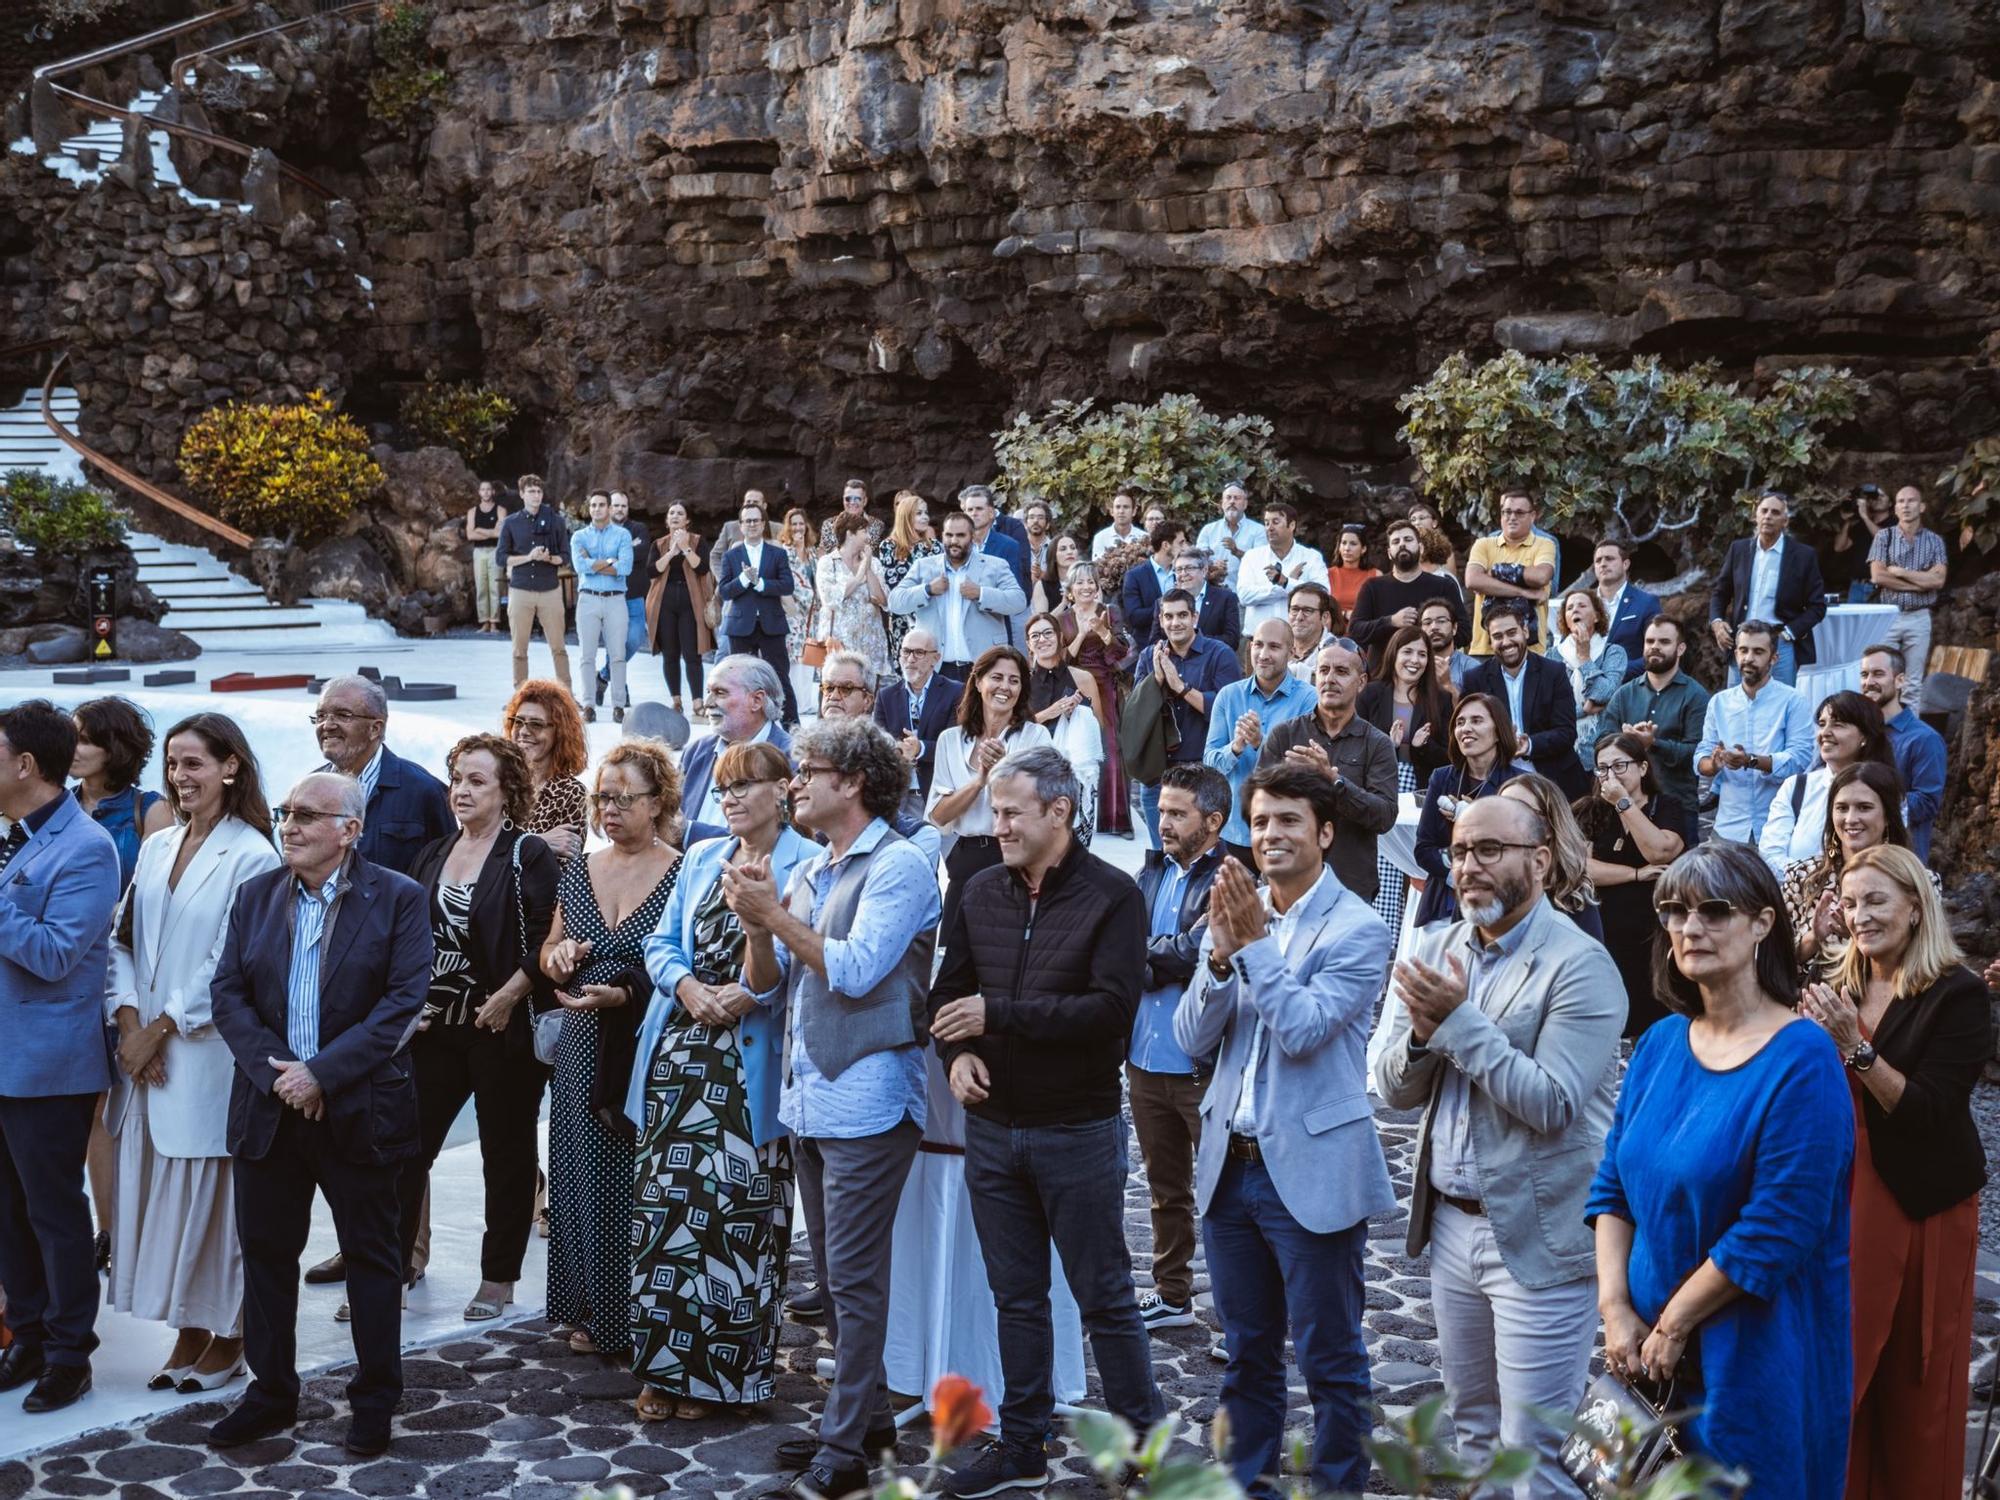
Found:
[293,769,366,825]
[320,673,387,718]
[821,649,872,685]
[1177,547,1212,572]
[958,483,995,507]
[791,717,907,821]
[713,653,785,723]
[989,744,1081,815]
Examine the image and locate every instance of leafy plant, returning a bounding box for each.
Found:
[1937,435,2000,559]
[993,394,1302,531]
[400,380,518,464]
[1396,351,1864,571]
[179,391,383,545]
[0,470,127,556]
[367,2,447,128]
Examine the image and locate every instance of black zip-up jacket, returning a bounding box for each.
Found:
[929,836,1146,1127]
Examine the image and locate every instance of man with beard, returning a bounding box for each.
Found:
[1374,795,1624,1498]
[1593,615,1710,844]
[1196,482,1268,590]
[1134,590,1243,848]
[1349,520,1468,672]
[1695,621,1815,843]
[886,511,1026,682]
[1462,604,1589,798]
[1419,599,1479,695]
[1205,618,1317,869]
[1857,643,1946,860]
[1238,503,1329,633]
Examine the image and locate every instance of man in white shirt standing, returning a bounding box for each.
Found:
[1196,482,1268,590]
[1237,503,1329,632]
[1091,489,1143,559]
[885,512,1026,681]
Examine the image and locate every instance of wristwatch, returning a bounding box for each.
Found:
[1206,953,1233,981]
[1847,1041,1877,1073]
[1614,796,1632,813]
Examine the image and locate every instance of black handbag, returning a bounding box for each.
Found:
[1558,1371,1689,1498]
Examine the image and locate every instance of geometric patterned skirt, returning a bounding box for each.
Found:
[630,1016,793,1403]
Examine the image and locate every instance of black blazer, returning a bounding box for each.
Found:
[1122,558,1168,644]
[717,541,795,639]
[1135,843,1225,997]
[407,826,560,1041]
[1708,535,1827,664]
[874,674,965,799]
[1862,964,1992,1220]
[1463,653,1588,798]
[1150,585,1242,653]
[1357,678,1453,782]
[210,855,433,1166]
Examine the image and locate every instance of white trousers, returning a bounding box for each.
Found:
[575,591,627,708]
[1430,1201,1599,1500]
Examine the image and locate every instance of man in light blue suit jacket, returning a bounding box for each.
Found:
[0,701,122,1413]
[1173,762,1395,1500]
[885,511,1027,678]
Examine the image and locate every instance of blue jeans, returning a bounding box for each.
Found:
[1204,1155,1371,1500]
[962,1114,1163,1453]
[1726,634,1796,688]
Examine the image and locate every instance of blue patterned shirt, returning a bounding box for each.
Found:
[286,863,349,1062]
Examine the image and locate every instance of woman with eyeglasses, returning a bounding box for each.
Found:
[1587,841,1854,1500]
[540,740,683,1361]
[878,490,941,663]
[1800,846,1989,1499]
[1498,773,1604,941]
[501,681,590,865]
[1781,760,1932,978]
[1327,524,1379,622]
[1059,563,1132,836]
[628,739,810,1422]
[1024,611,1106,843]
[1576,733,1687,1036]
[1412,692,1523,926]
[104,713,277,1393]
[815,511,891,684]
[928,645,1054,931]
[397,735,559,1324]
[1758,690,1893,871]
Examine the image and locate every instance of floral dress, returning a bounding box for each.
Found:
[815,553,891,681]
[781,545,817,660]
[878,536,941,660]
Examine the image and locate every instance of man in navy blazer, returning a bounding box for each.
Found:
[1173,763,1396,1499]
[312,676,451,878]
[207,771,432,1458]
[0,701,121,1414]
[1463,604,1589,798]
[871,626,963,814]
[1708,491,1827,686]
[1122,519,1188,644]
[679,653,796,845]
[717,498,800,725]
[1590,539,1660,681]
[961,485,1030,640]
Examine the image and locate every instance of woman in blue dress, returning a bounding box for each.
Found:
[1587,841,1854,1498]
[72,696,174,888]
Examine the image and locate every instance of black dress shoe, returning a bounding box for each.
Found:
[775,1426,897,1470]
[757,1459,870,1500]
[0,1342,46,1392]
[303,1251,346,1285]
[345,1409,392,1457]
[785,1283,825,1319]
[207,1398,299,1447]
[22,1363,91,1413]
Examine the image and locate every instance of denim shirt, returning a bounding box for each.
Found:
[1202,672,1317,845]
[1130,856,1197,1075]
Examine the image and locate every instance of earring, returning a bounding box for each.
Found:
[223,777,235,786]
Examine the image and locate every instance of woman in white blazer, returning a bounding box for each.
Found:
[105,712,279,1393]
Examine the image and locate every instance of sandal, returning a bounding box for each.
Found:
[674,1399,717,1420]
[464,1284,513,1321]
[569,1329,599,1354]
[634,1387,676,1423]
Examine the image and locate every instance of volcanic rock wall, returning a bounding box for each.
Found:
[372,0,2000,513]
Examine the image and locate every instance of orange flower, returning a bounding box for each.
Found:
[929,1374,993,1452]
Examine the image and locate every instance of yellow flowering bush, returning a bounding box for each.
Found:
[400,380,517,464]
[179,391,383,545]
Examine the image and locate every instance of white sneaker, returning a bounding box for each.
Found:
[1137,1291,1197,1331]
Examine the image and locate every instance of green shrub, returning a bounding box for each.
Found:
[992,394,1302,530]
[368,2,447,128]
[179,391,383,545]
[1937,435,2000,559]
[400,380,518,464]
[0,470,127,556]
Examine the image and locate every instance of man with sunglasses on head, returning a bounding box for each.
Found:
[1375,794,1624,1499]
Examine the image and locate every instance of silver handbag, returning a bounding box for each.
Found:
[1558,1372,1688,1498]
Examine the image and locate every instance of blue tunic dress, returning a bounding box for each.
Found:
[1585,1015,1853,1499]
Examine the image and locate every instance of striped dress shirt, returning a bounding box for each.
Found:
[286,867,347,1061]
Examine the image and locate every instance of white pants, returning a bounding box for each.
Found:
[1430,1202,1599,1500]
[575,591,627,709]
[1882,608,1932,710]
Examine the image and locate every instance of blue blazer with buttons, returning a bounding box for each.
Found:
[718,542,796,640]
[1606,584,1661,680]
[356,746,453,879]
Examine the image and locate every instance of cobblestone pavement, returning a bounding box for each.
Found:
[6,1098,1999,1499]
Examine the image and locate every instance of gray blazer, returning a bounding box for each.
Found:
[1371,897,1624,1290]
[886,551,1027,658]
[1172,871,1397,1237]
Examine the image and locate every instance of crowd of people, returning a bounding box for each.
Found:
[0,472,1988,1500]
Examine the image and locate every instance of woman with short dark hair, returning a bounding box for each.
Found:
[1588,842,1853,1497]
[71,696,174,889]
[1759,690,1894,870]
[1411,692,1521,926]
[1576,733,1686,1036]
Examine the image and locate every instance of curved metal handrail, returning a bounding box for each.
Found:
[41,355,255,551]
[31,5,250,85]
[169,1,379,96]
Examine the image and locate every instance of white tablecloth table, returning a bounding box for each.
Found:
[1366,793,1427,1087]
[1798,602,1897,708]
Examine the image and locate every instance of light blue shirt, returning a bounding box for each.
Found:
[1499,661,1527,743]
[285,865,347,1062]
[775,818,938,1139]
[1695,678,1816,842]
[1130,857,1197,1075]
[1197,515,1268,588]
[1151,559,1176,599]
[571,521,634,592]
[1747,534,1784,626]
[1203,672,1317,845]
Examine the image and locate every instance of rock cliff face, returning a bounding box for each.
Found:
[366,0,2000,513]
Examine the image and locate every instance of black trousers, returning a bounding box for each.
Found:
[236,1109,405,1417]
[656,590,705,702]
[396,1020,547,1284]
[0,1091,99,1366]
[941,833,1003,947]
[741,626,799,725]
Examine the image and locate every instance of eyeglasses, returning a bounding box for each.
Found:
[1447,839,1542,867]
[790,764,841,785]
[820,682,870,699]
[507,716,551,733]
[1500,507,1534,519]
[1656,899,1744,932]
[901,646,937,658]
[717,779,778,802]
[1597,760,1637,778]
[590,790,658,809]
[308,710,382,728]
[275,804,345,826]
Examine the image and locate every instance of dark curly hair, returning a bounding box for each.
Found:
[72,696,155,793]
[791,718,907,823]
[446,733,535,826]
[594,739,683,840]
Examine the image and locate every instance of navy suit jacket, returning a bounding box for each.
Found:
[356,745,452,878]
[718,542,796,640]
[990,516,1032,597]
[680,723,796,846]
[1464,653,1589,797]
[1122,557,1171,643]
[873,674,965,800]
[1709,536,1827,664]
[1166,585,1242,652]
[1606,584,1661,680]
[209,854,432,1166]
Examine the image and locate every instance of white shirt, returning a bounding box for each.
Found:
[1092,523,1142,559]
[1747,534,1785,627]
[939,558,975,661]
[1197,514,1268,588]
[924,722,1055,837]
[742,538,767,590]
[1235,541,1329,630]
[1230,866,1330,1134]
[1759,765,1831,871]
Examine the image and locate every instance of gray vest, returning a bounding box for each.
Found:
[783,836,937,1083]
